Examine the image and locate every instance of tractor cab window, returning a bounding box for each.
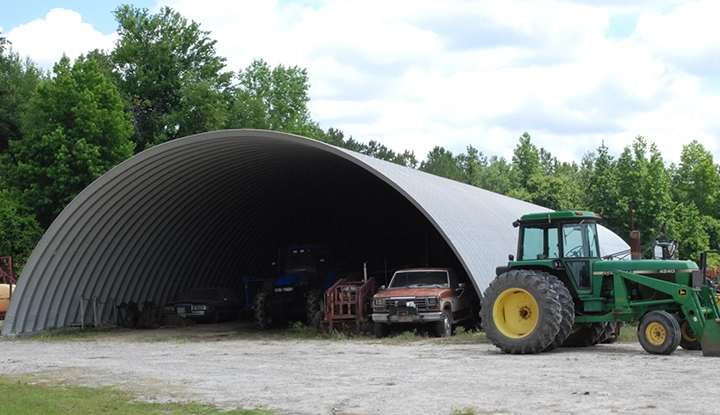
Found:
[561,222,600,258]
[520,225,560,260]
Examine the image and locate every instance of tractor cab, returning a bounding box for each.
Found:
[509,211,602,293]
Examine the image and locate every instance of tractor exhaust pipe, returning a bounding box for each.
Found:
[628,201,641,259]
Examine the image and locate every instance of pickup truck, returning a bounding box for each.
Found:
[370,268,478,337]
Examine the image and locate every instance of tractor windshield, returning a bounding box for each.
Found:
[519,220,600,260]
[562,222,600,258]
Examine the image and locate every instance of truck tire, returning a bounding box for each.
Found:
[306,289,323,326]
[678,318,701,350]
[638,310,681,355]
[562,323,606,347]
[480,270,562,354]
[544,275,574,352]
[374,322,390,338]
[253,292,272,330]
[435,309,453,337]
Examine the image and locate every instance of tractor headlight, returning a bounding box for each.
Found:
[192,304,208,311]
[373,298,385,307]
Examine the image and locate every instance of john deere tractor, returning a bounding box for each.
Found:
[480,211,720,356]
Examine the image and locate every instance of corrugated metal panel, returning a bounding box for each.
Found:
[2,129,628,335]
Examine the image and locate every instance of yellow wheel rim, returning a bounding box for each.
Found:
[645,321,667,346]
[680,321,696,342]
[492,288,539,339]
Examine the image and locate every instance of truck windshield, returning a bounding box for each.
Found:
[389,271,449,288]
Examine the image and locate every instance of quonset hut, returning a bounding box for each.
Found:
[2,130,629,335]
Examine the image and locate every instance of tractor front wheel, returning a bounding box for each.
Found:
[638,310,681,355]
[678,318,701,350]
[480,270,562,354]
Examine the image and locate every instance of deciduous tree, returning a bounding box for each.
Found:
[9,55,134,228]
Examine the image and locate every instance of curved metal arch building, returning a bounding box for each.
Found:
[2,130,629,335]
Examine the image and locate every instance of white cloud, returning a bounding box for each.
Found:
[6,1,720,165]
[6,9,117,70]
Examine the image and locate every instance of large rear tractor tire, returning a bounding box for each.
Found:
[544,275,574,352]
[561,323,606,347]
[597,322,619,344]
[638,310,681,355]
[480,270,562,354]
[253,292,273,330]
[435,309,453,337]
[306,289,323,326]
[678,318,701,350]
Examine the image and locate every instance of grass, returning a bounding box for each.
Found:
[616,323,638,343]
[0,374,273,415]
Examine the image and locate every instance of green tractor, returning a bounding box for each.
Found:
[480,210,720,356]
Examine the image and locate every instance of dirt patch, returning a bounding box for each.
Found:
[0,321,715,415]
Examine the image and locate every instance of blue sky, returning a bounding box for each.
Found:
[1,1,154,34]
[2,0,719,165]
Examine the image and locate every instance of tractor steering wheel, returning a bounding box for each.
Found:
[567,245,583,258]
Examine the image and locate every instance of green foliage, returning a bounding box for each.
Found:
[9,55,134,228]
[666,203,709,262]
[0,40,44,153]
[0,189,43,266]
[232,59,317,135]
[317,127,418,167]
[581,142,623,232]
[510,132,541,191]
[671,140,719,217]
[111,5,233,151]
[420,146,463,181]
[615,136,672,248]
[0,375,272,415]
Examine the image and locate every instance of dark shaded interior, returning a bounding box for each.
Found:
[156,139,467,307]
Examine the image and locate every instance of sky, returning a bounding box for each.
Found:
[2,0,720,165]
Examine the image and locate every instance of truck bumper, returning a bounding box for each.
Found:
[372,311,443,324]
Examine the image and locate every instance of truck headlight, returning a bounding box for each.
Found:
[192,304,208,311]
[373,298,385,307]
[427,297,439,306]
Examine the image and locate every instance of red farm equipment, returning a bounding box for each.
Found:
[315,275,376,333]
[0,256,17,319]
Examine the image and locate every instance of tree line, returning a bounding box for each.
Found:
[1,5,719,270]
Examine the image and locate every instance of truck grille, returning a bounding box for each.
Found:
[384,298,427,310]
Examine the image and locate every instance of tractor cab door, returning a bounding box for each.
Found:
[560,221,600,292]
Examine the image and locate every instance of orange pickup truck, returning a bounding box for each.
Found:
[371,268,478,338]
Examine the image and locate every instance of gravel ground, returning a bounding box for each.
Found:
[0,321,716,415]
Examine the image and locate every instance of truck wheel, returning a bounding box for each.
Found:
[480,270,562,354]
[562,323,606,347]
[253,292,272,330]
[678,319,701,350]
[544,275,574,352]
[435,309,453,337]
[306,289,323,326]
[638,310,681,355]
[374,322,390,338]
